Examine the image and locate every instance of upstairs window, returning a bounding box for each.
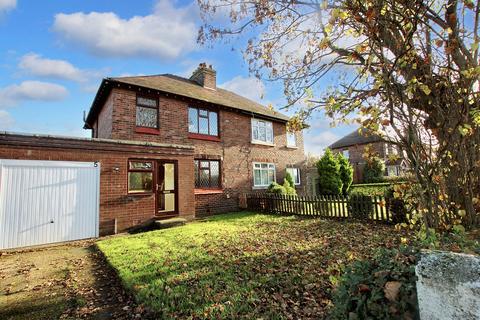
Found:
[252,119,273,144]
[287,131,296,147]
[128,160,154,194]
[286,167,301,185]
[342,149,350,159]
[194,160,220,188]
[189,107,218,136]
[136,96,158,128]
[253,162,276,187]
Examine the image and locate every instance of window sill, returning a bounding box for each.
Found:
[135,127,160,135]
[188,133,221,142]
[286,145,298,149]
[127,192,154,196]
[194,188,224,195]
[251,140,275,147]
[252,186,270,190]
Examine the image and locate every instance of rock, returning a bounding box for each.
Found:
[416,250,480,320]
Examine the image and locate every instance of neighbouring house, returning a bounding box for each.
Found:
[329,128,406,183]
[0,63,305,249]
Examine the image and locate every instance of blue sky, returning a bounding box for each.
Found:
[0,0,356,155]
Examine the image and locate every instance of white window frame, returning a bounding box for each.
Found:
[286,167,301,185]
[253,162,276,188]
[251,118,274,145]
[342,149,349,159]
[286,130,297,147]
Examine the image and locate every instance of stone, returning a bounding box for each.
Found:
[416,250,480,320]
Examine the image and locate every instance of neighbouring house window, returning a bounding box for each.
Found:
[385,143,398,156]
[194,160,220,188]
[343,149,350,159]
[128,160,154,193]
[136,96,158,128]
[188,107,218,136]
[286,167,301,185]
[253,162,276,187]
[387,165,400,177]
[287,130,296,147]
[251,119,273,144]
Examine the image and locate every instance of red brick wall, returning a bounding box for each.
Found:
[0,136,195,236]
[94,92,114,139]
[98,88,306,214]
[332,141,386,183]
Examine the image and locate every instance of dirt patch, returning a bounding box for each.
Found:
[0,241,148,320]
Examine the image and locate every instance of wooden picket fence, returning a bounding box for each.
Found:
[246,193,404,223]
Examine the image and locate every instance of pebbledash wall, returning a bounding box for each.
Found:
[92,88,306,216]
[0,133,195,235]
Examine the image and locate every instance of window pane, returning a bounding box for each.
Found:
[252,126,258,140]
[199,169,210,188]
[210,161,219,187]
[287,132,296,146]
[261,169,268,185]
[268,169,275,184]
[199,117,209,135]
[136,106,157,128]
[254,169,261,186]
[295,169,301,184]
[129,161,152,170]
[189,108,198,133]
[199,109,208,116]
[258,127,266,141]
[266,128,273,143]
[261,163,268,169]
[209,112,218,136]
[137,97,157,107]
[128,172,153,193]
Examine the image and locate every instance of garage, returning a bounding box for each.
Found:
[0,159,100,250]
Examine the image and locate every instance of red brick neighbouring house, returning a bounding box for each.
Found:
[329,128,405,183]
[0,63,305,242]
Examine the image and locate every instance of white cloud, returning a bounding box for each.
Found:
[219,76,266,103]
[52,0,198,59]
[0,110,14,129]
[0,81,68,108]
[303,130,339,156]
[18,53,98,82]
[0,0,16,14]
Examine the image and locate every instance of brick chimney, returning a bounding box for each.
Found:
[190,63,216,90]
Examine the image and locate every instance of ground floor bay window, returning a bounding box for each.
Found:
[253,163,276,188]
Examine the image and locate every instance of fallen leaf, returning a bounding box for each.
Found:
[384,281,402,301]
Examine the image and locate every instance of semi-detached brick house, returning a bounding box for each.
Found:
[0,63,305,246]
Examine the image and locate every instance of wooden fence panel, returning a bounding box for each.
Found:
[245,193,397,224]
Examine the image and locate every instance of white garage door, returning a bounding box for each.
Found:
[0,159,100,250]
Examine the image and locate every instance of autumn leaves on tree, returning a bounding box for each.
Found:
[198,0,480,231]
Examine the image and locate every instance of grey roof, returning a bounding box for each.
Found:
[329,128,383,149]
[85,74,290,127]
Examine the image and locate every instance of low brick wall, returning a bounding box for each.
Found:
[194,190,239,217]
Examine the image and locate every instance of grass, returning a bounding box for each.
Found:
[97,212,403,319]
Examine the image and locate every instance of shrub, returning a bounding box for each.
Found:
[267,180,296,195]
[337,153,353,195]
[363,157,385,183]
[348,193,374,219]
[285,171,295,188]
[385,187,408,224]
[330,247,419,320]
[267,182,286,194]
[350,182,393,196]
[282,179,296,195]
[316,148,343,195]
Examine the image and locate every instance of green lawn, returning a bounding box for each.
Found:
[97,212,402,319]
